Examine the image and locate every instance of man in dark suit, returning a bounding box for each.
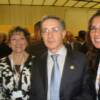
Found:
[30,16,92,100]
[74,30,88,54]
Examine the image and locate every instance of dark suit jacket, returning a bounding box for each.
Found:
[87,57,100,100]
[30,48,93,100]
[87,68,97,100]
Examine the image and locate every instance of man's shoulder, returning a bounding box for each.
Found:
[69,50,87,61]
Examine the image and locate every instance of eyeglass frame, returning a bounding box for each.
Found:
[41,27,63,35]
[90,26,100,33]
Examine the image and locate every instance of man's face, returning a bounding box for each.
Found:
[41,19,66,53]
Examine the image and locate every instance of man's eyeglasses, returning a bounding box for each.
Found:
[90,26,100,33]
[41,27,62,35]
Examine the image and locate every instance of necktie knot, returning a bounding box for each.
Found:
[51,54,58,62]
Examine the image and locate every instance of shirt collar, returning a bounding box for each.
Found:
[48,45,67,57]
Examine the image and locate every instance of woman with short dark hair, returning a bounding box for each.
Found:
[0,26,34,100]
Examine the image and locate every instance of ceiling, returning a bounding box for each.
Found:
[0,0,100,9]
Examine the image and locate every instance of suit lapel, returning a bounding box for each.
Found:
[60,49,73,93]
[40,52,48,96]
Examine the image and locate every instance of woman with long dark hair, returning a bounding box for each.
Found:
[86,10,100,100]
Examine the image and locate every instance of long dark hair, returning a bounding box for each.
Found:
[86,10,100,71]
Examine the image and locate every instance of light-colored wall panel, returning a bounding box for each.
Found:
[0,5,98,36]
[0,5,66,25]
[30,6,66,24]
[65,8,88,36]
[65,8,98,36]
[0,5,66,36]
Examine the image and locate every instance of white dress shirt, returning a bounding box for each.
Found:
[47,46,67,100]
[96,61,100,100]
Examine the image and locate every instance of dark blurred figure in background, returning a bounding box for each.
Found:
[0,33,12,58]
[75,30,88,54]
[64,31,76,51]
[27,21,47,57]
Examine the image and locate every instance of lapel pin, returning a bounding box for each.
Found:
[70,65,75,70]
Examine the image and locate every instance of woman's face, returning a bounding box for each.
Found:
[9,32,28,53]
[90,16,100,49]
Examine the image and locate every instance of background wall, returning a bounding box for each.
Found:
[0,5,98,36]
[65,8,97,35]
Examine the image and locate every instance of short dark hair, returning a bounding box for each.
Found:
[78,30,86,40]
[40,16,66,31]
[8,26,30,43]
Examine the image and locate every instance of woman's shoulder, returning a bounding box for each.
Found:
[0,56,10,70]
[0,56,9,63]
